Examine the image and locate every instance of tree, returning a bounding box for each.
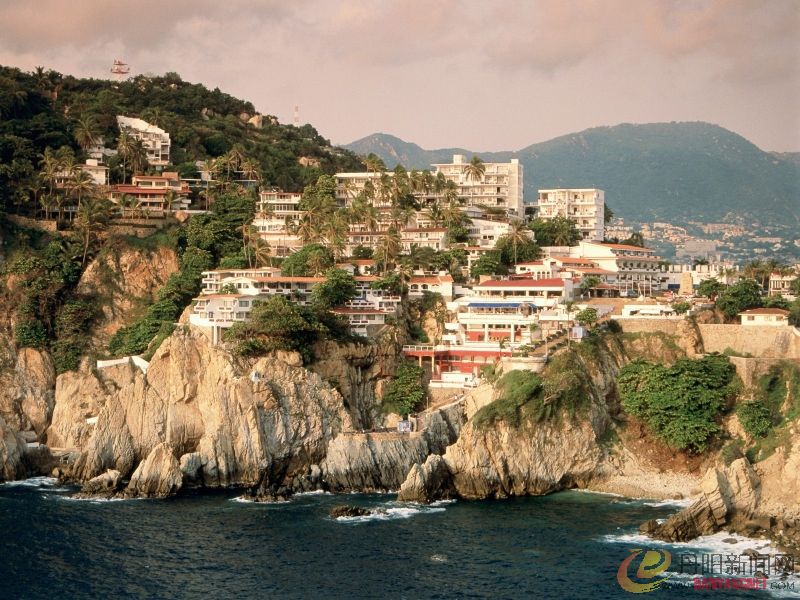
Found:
[672,301,691,315]
[463,155,485,183]
[604,204,614,224]
[716,278,763,320]
[618,355,736,452]
[622,231,645,247]
[530,216,581,247]
[575,307,598,327]
[382,362,425,417]
[280,244,333,276]
[470,251,505,278]
[73,196,112,266]
[74,115,100,153]
[311,268,357,310]
[579,275,603,297]
[697,277,725,301]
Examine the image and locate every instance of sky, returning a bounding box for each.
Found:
[1,0,798,152]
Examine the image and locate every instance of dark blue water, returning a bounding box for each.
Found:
[1,478,795,599]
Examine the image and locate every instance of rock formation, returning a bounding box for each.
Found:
[0,414,26,482]
[125,442,183,498]
[643,458,761,542]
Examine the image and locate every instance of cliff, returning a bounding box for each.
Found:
[398,331,705,503]
[76,242,179,348]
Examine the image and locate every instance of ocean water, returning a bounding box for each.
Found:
[1,478,796,599]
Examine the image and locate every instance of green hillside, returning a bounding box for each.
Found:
[0,64,363,213]
[345,123,800,229]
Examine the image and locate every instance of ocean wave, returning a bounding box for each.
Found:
[294,489,332,496]
[230,495,291,504]
[1,476,60,488]
[334,504,447,523]
[602,530,777,554]
[637,497,695,508]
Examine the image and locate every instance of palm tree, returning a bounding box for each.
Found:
[252,238,272,268]
[377,228,402,273]
[295,213,319,244]
[463,156,485,183]
[129,139,149,177]
[74,115,101,153]
[364,153,386,174]
[116,132,134,183]
[307,249,329,276]
[503,220,530,265]
[68,170,96,207]
[73,197,112,266]
[239,158,261,183]
[553,218,579,246]
[321,213,348,261]
[118,194,140,219]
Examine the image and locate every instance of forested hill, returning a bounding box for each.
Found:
[0,64,363,212]
[345,123,800,229]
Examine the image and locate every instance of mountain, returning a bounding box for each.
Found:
[344,123,800,229]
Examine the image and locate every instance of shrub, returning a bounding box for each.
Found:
[14,321,48,350]
[382,362,425,417]
[618,354,737,452]
[473,371,544,428]
[737,401,772,438]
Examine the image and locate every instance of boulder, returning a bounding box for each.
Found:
[78,469,122,497]
[0,414,26,482]
[124,443,182,498]
[398,455,455,503]
[330,505,371,518]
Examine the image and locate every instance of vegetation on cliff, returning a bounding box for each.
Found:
[381,362,426,417]
[618,354,739,452]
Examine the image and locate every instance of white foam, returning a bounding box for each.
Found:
[334,504,447,523]
[1,476,59,488]
[294,489,332,496]
[430,554,449,563]
[230,495,291,504]
[57,494,143,503]
[638,497,695,508]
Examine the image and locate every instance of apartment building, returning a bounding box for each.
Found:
[537,189,605,241]
[190,269,400,341]
[571,241,662,294]
[768,270,798,297]
[108,172,191,212]
[253,191,303,256]
[431,154,524,216]
[116,116,171,166]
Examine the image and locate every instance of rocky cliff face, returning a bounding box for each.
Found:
[398,332,692,503]
[0,336,55,441]
[77,244,179,347]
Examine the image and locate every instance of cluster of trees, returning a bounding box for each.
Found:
[0,64,363,219]
[381,362,426,417]
[618,354,739,452]
[698,273,800,324]
[224,267,357,363]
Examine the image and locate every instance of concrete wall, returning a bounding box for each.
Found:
[697,324,800,360]
[615,318,681,336]
[726,357,791,389]
[7,214,58,232]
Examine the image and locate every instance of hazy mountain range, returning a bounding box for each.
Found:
[344,122,800,229]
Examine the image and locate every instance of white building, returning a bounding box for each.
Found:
[116,115,171,166]
[571,241,662,295]
[253,191,303,257]
[739,308,790,327]
[768,270,798,298]
[108,172,190,213]
[537,189,605,241]
[190,269,400,341]
[432,154,524,216]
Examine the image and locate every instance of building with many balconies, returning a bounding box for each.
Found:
[431,154,524,216]
[116,115,171,167]
[537,188,605,241]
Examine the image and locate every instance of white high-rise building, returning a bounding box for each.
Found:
[432,154,524,216]
[116,115,171,166]
[537,188,605,241]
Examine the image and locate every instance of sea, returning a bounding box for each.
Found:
[1,478,797,599]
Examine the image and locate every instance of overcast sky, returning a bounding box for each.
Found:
[1,0,798,152]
